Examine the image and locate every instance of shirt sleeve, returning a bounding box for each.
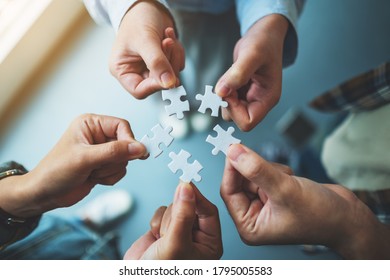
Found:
[83,0,169,32]
[235,0,306,68]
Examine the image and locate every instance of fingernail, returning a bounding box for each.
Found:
[161,72,175,88]
[216,83,232,97]
[179,182,194,201]
[128,142,146,156]
[227,144,246,162]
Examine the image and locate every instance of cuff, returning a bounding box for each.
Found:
[236,0,303,68]
[0,162,41,250]
[86,0,172,33]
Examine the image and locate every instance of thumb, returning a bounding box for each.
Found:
[227,144,286,198]
[139,37,176,89]
[167,182,196,244]
[124,231,156,260]
[87,141,146,166]
[215,52,258,97]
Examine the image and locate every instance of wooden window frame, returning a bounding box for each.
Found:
[0,0,87,117]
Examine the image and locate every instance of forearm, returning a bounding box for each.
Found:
[0,172,43,218]
[0,163,43,250]
[332,203,390,259]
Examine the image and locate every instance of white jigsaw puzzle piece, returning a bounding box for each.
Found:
[206,124,241,156]
[168,149,203,182]
[162,86,190,119]
[140,123,174,158]
[195,85,228,117]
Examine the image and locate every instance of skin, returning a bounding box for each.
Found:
[216,14,288,131]
[220,144,390,259]
[0,114,146,218]
[110,2,288,131]
[109,2,184,99]
[124,182,223,260]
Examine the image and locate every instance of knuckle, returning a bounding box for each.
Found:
[75,113,94,126]
[229,67,247,84]
[239,121,255,132]
[132,90,148,100]
[106,143,122,159]
[103,171,126,186]
[148,54,167,71]
[245,158,264,181]
[209,203,219,216]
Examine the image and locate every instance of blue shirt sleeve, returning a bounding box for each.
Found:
[83,0,169,32]
[235,0,306,67]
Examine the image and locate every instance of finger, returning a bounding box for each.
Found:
[88,140,146,166]
[220,157,252,222]
[90,162,128,179]
[166,27,185,76]
[221,107,232,122]
[116,72,164,99]
[80,114,148,159]
[270,162,294,175]
[93,168,127,186]
[215,50,259,98]
[189,183,221,237]
[226,144,287,197]
[77,114,134,143]
[100,115,134,140]
[138,34,176,89]
[159,204,172,237]
[162,37,174,63]
[123,231,156,260]
[150,206,167,239]
[101,115,136,142]
[164,26,177,41]
[224,93,272,132]
[166,182,196,245]
[162,38,181,84]
[162,29,185,76]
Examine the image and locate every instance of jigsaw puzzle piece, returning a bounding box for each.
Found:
[140,123,174,158]
[196,85,228,117]
[206,124,241,156]
[162,86,190,119]
[168,149,203,182]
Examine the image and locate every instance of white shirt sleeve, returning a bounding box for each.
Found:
[235,0,306,67]
[83,0,169,32]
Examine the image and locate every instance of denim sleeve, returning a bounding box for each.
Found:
[235,0,306,67]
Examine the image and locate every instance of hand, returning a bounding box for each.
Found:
[109,1,184,99]
[221,144,390,259]
[0,114,146,217]
[124,182,223,260]
[215,14,288,131]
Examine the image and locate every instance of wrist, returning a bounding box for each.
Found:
[0,164,42,249]
[331,202,390,259]
[122,0,177,36]
[255,14,289,42]
[0,172,44,218]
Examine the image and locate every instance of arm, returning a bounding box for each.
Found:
[84,0,184,99]
[124,182,223,260]
[235,0,305,68]
[216,0,305,131]
[220,144,390,259]
[0,114,145,248]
